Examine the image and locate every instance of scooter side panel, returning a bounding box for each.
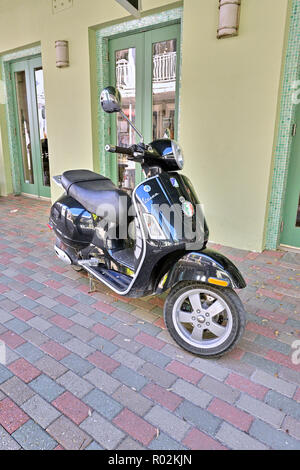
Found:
[50,195,95,248]
[160,248,247,292]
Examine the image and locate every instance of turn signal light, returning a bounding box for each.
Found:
[208,277,229,287]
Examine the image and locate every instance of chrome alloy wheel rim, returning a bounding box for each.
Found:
[172,288,233,349]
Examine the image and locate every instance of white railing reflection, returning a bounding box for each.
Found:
[116,52,176,89]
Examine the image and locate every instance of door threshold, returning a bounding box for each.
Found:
[21,192,51,202]
[279,244,300,253]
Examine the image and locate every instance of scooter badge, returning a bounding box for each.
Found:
[144,185,151,193]
[182,201,194,217]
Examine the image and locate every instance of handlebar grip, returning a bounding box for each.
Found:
[105,144,133,156]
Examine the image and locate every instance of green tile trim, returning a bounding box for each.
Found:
[1,46,41,194]
[95,7,183,179]
[266,0,300,249]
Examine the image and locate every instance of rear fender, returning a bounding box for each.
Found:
[157,248,246,293]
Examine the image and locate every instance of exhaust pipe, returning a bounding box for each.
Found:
[54,245,72,265]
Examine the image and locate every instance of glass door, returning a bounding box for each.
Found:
[109,23,180,191]
[281,103,300,248]
[11,57,50,198]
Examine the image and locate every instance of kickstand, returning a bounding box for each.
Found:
[88,275,97,294]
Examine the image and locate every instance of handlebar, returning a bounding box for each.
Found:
[105,144,133,156]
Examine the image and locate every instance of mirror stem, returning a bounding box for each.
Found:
[120,110,144,143]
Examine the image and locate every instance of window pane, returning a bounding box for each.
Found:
[115,48,136,191]
[34,67,50,187]
[296,194,300,227]
[152,39,177,140]
[15,71,34,185]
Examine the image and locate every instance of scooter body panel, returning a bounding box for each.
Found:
[159,248,247,294]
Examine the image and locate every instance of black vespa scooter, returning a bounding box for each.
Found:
[49,86,246,358]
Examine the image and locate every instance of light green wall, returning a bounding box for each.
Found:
[0,63,13,196]
[0,0,291,251]
[180,0,289,251]
[0,0,176,201]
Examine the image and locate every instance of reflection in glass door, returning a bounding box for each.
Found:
[109,24,180,192]
[152,39,177,140]
[11,57,50,198]
[116,47,137,191]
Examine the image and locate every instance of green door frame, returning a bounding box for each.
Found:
[280,103,300,248]
[10,56,50,198]
[108,23,181,186]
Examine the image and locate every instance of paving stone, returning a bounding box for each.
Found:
[52,391,90,425]
[183,428,226,450]
[85,441,104,450]
[111,348,145,371]
[27,316,52,332]
[112,334,143,354]
[116,436,145,450]
[241,352,279,374]
[83,388,123,420]
[0,376,35,405]
[236,394,285,427]
[47,415,92,450]
[113,408,156,446]
[136,346,172,369]
[61,353,94,377]
[22,328,48,346]
[30,374,65,402]
[88,336,119,356]
[142,382,183,412]
[4,318,30,334]
[282,416,300,440]
[0,397,29,433]
[12,419,57,450]
[0,425,20,449]
[265,390,300,421]
[251,370,297,398]
[80,411,124,450]
[21,395,60,428]
[0,363,13,384]
[83,368,121,395]
[15,342,45,363]
[64,337,95,358]
[56,371,94,398]
[34,356,67,380]
[250,419,300,450]
[8,358,41,383]
[198,375,240,404]
[145,405,190,442]
[68,324,96,342]
[190,357,229,381]
[44,326,73,343]
[112,365,148,391]
[113,384,152,415]
[177,400,221,435]
[148,432,186,450]
[216,422,268,450]
[172,379,212,408]
[138,363,176,388]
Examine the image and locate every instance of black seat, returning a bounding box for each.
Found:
[61,170,131,223]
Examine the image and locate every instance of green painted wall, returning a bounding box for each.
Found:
[0,0,291,251]
[180,0,289,251]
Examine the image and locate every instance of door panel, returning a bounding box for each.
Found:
[109,33,144,190]
[109,23,180,191]
[281,104,300,248]
[11,57,50,198]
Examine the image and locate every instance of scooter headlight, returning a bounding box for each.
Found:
[171,140,184,170]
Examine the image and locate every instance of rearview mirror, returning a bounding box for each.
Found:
[100,86,122,113]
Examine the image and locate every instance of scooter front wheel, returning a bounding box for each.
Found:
[164,282,246,358]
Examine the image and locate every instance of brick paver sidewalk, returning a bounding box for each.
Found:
[0,195,299,450]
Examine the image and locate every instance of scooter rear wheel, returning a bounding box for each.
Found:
[164,281,246,358]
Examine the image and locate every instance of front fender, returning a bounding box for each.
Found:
[158,248,246,293]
